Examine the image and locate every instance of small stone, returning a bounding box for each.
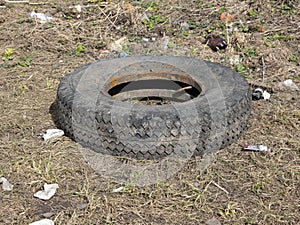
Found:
[279,79,299,91]
[205,217,221,225]
[42,212,55,218]
[118,52,129,58]
[180,21,190,31]
[76,203,88,210]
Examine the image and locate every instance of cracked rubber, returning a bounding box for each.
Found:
[55,56,251,159]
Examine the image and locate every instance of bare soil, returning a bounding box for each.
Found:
[0,0,299,224]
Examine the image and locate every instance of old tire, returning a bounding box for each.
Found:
[55,56,251,159]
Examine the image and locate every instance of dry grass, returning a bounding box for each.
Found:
[0,0,299,224]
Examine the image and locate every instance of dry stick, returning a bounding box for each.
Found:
[5,0,29,3]
[97,5,118,30]
[112,4,122,29]
[211,180,229,194]
[261,56,266,82]
[29,2,47,5]
[263,28,283,35]
[4,0,46,4]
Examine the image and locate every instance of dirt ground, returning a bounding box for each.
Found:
[0,0,299,224]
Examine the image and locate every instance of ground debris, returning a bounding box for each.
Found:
[252,88,271,100]
[279,79,299,91]
[204,35,227,51]
[34,183,59,200]
[220,12,234,23]
[29,219,54,225]
[112,186,124,193]
[42,129,64,141]
[205,217,221,225]
[29,11,54,24]
[0,177,13,191]
[108,37,127,52]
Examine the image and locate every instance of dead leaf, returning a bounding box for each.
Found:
[121,2,135,13]
[235,32,245,44]
[220,12,234,23]
[257,25,266,32]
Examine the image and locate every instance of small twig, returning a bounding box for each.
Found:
[29,2,48,5]
[211,180,229,194]
[5,0,29,3]
[263,28,283,35]
[97,5,119,30]
[261,56,266,82]
[4,0,49,5]
[175,86,192,93]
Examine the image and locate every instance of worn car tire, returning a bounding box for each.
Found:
[55,56,251,159]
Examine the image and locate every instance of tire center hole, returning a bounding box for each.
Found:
[107,79,201,105]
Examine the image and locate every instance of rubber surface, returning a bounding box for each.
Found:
[55,56,251,159]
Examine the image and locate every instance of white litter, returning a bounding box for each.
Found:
[243,145,270,152]
[280,79,299,91]
[29,219,54,225]
[253,88,271,100]
[42,129,64,141]
[0,177,13,191]
[228,24,239,33]
[112,186,124,193]
[29,11,54,24]
[262,90,271,100]
[74,5,82,13]
[229,55,241,65]
[34,183,59,200]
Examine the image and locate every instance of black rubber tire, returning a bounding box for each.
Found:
[55,56,251,159]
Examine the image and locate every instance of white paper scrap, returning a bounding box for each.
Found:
[262,90,271,100]
[29,219,54,225]
[42,129,64,141]
[112,186,124,193]
[29,11,54,24]
[0,177,14,191]
[34,183,59,200]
